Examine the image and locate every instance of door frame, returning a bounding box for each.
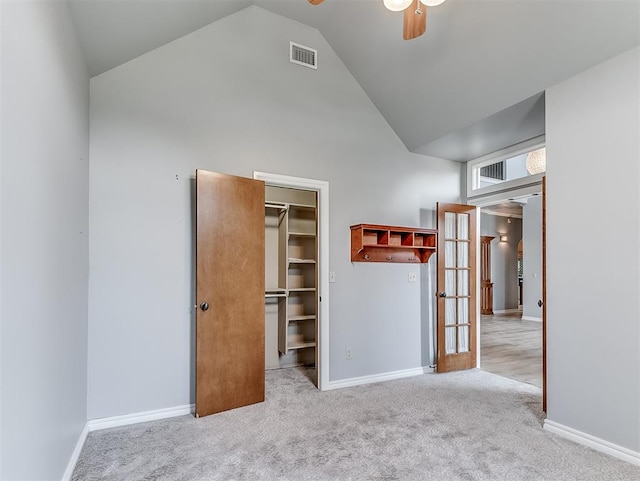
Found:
[253,171,330,391]
[471,189,545,407]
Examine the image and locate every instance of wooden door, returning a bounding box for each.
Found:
[542,177,547,411]
[196,170,265,417]
[436,203,477,373]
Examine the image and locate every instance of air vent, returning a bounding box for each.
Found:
[480,161,505,181]
[290,41,317,69]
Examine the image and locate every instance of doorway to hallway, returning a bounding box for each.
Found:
[480,311,542,387]
[477,196,543,389]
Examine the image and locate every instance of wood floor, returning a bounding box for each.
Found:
[480,312,542,388]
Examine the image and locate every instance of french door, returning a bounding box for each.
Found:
[436,203,477,372]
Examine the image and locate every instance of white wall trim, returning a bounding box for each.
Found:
[475,207,481,370]
[482,209,524,219]
[522,315,542,322]
[61,364,431,479]
[544,419,640,466]
[253,171,330,391]
[61,404,194,479]
[324,366,433,391]
[88,404,194,432]
[466,135,545,195]
[61,423,89,481]
[493,309,522,315]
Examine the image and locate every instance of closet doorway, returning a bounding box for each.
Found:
[195,171,329,419]
[254,172,329,392]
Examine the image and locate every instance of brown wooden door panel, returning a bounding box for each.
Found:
[436,202,477,373]
[542,176,547,411]
[196,170,265,417]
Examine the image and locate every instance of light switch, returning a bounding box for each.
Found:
[329,271,336,283]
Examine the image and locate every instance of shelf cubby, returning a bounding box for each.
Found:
[350,223,437,263]
[265,186,318,367]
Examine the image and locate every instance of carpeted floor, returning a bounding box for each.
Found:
[72,368,640,480]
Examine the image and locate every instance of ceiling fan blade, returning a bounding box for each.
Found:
[308,0,325,4]
[403,0,427,40]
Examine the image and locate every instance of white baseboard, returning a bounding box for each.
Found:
[544,419,640,466]
[88,404,194,432]
[60,404,194,480]
[58,367,430,479]
[493,309,522,314]
[62,369,437,479]
[522,315,542,322]
[323,366,433,391]
[61,423,89,481]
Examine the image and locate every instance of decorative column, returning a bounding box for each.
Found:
[481,236,495,315]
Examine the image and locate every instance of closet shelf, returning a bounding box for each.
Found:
[288,315,316,321]
[266,186,318,359]
[350,223,437,263]
[265,203,287,212]
[288,203,315,210]
[288,258,316,264]
[288,341,316,350]
[265,288,287,299]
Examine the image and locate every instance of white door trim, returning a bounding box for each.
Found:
[253,172,330,391]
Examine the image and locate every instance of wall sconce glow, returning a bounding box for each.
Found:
[383,0,413,11]
[500,235,508,243]
[526,147,546,175]
[420,0,447,6]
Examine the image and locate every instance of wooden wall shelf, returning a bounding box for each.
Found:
[350,224,437,263]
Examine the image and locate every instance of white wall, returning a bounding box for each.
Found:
[88,6,460,419]
[505,153,528,181]
[522,196,542,320]
[546,46,640,452]
[0,1,90,479]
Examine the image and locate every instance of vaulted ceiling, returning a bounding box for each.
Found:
[68,0,640,162]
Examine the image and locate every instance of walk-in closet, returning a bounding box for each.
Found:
[264,186,318,385]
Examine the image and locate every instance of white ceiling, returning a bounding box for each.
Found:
[68,0,640,162]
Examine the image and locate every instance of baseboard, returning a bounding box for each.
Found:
[493,309,522,314]
[64,369,438,477]
[544,419,640,466]
[522,315,542,322]
[323,366,433,391]
[88,404,194,432]
[61,423,89,481]
[60,404,194,479]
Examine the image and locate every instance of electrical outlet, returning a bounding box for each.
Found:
[408,272,417,282]
[329,271,336,283]
[346,348,353,360]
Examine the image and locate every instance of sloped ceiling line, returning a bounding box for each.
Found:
[68,0,640,162]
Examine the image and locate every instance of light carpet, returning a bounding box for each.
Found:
[72,368,640,480]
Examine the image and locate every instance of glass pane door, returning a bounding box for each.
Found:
[443,212,471,354]
[437,203,477,372]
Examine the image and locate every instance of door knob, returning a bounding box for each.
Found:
[439,292,447,298]
[200,302,209,311]
[537,299,543,307]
